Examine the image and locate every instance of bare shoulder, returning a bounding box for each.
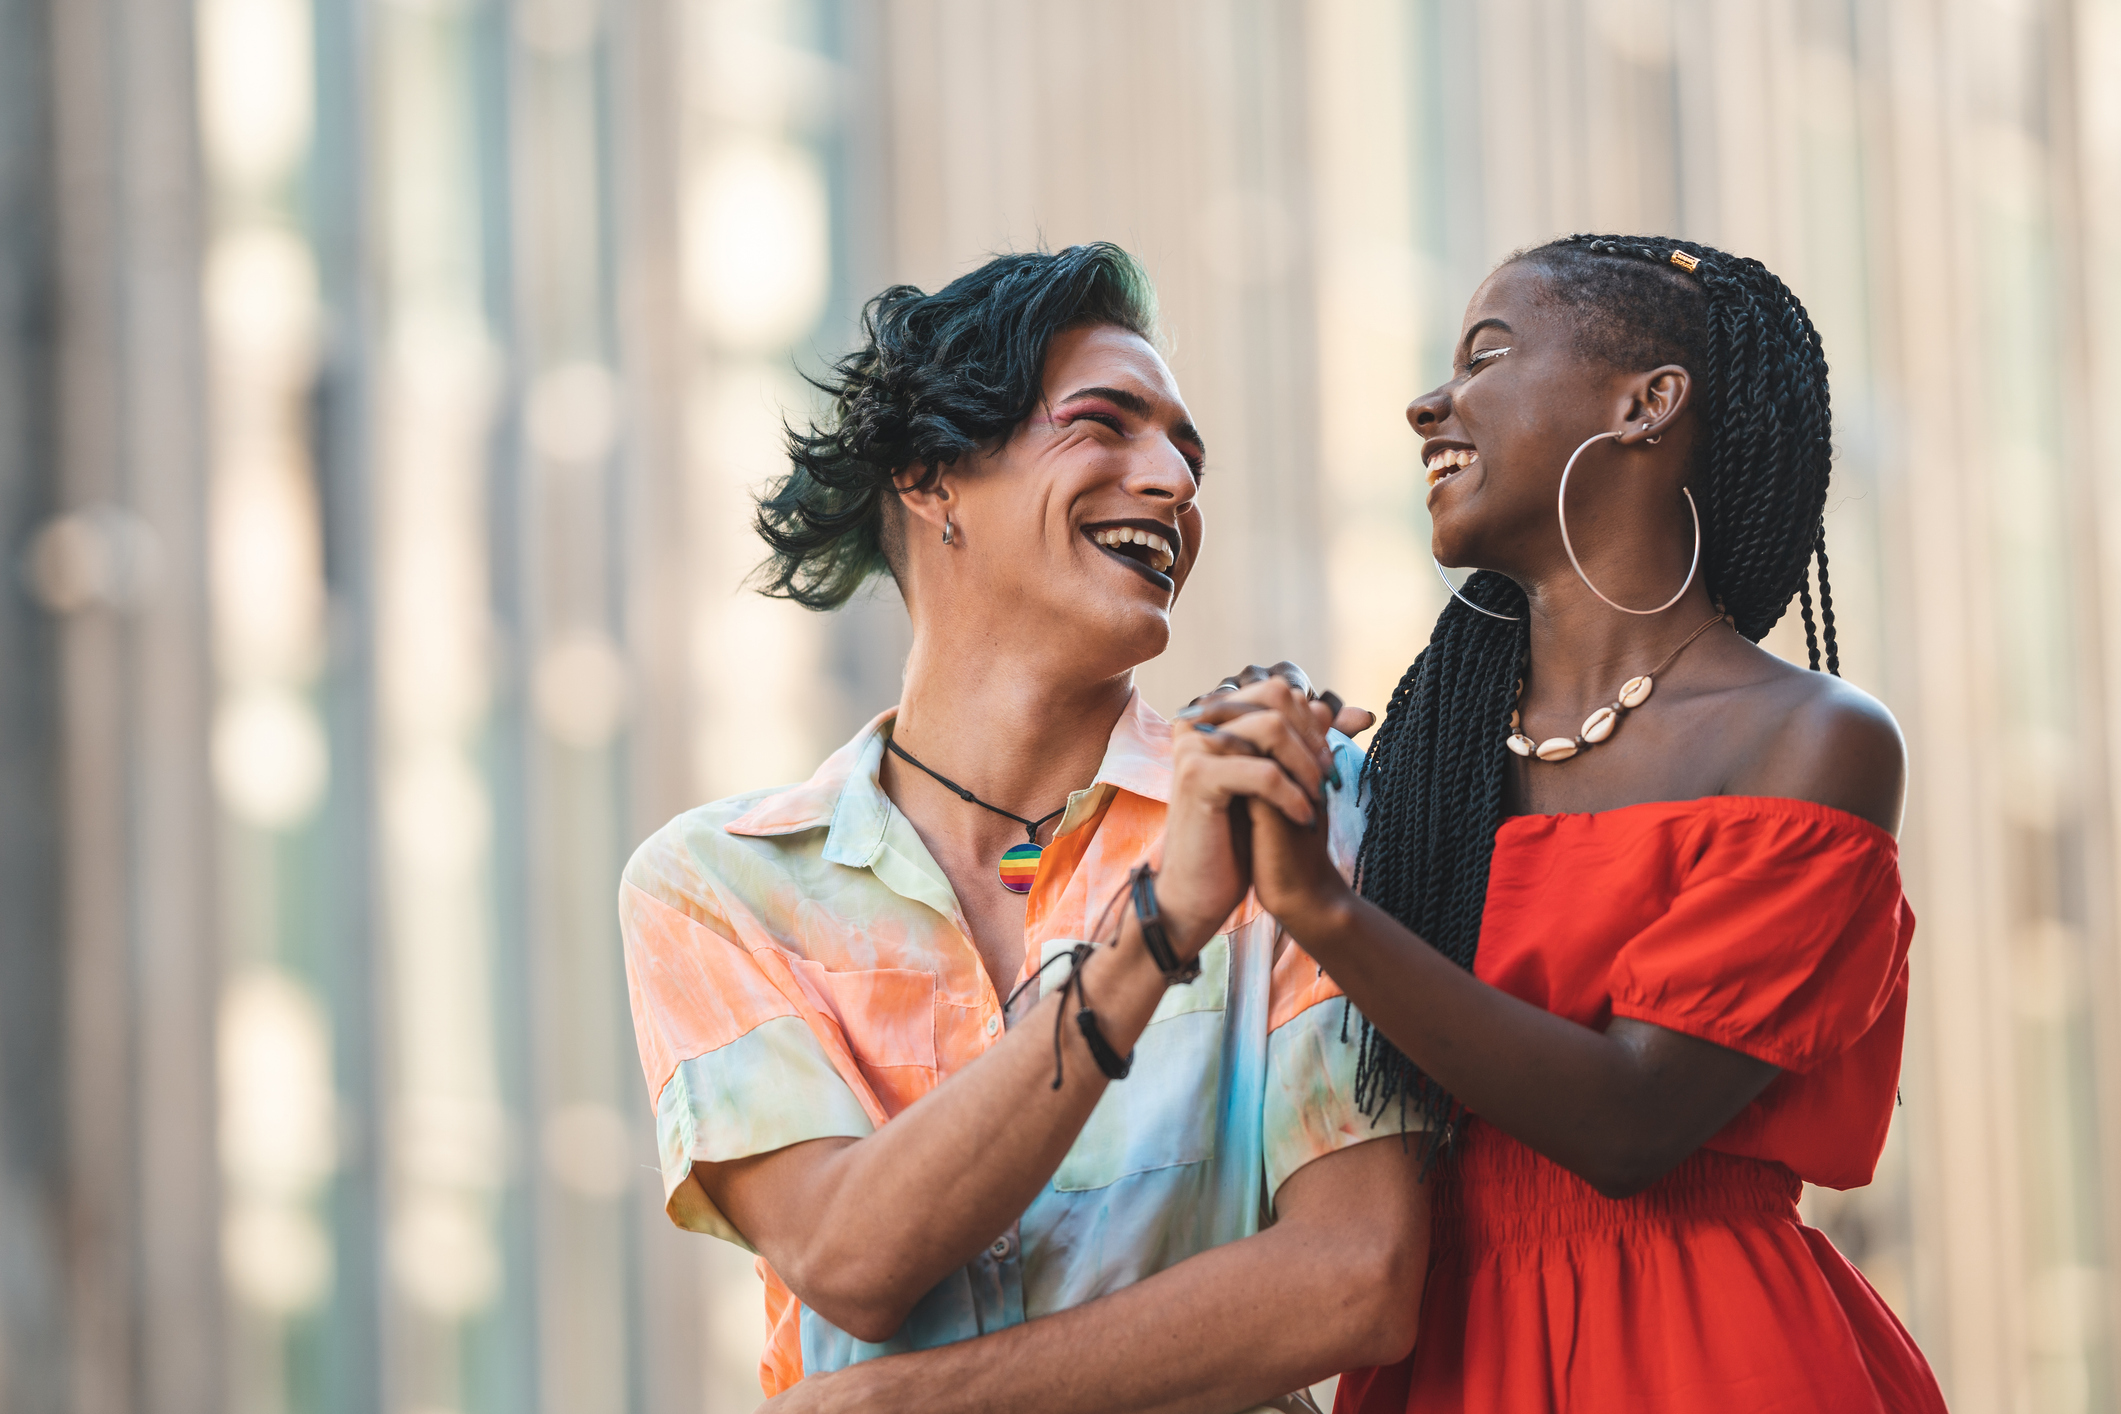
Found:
[1725,663,1907,835]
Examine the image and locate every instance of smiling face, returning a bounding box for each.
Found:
[1407,260,1696,587]
[898,322,1206,678]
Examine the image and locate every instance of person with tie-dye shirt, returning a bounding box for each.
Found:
[621,244,1428,1413]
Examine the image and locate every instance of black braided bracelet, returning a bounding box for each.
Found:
[1073,1010,1132,1079]
[1061,943,1132,1082]
[1130,865,1200,984]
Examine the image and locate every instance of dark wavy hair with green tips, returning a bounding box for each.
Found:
[754,243,1161,609]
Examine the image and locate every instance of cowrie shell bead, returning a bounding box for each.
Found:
[1618,675,1654,709]
[1581,706,1619,743]
[1535,737,1579,762]
[1507,733,1536,757]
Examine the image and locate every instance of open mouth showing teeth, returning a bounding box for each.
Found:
[1087,523,1178,578]
[1425,451,1476,489]
[1425,447,1479,487]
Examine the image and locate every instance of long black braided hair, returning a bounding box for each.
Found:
[1351,235,1841,1141]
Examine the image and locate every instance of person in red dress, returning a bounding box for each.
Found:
[1159,235,1949,1412]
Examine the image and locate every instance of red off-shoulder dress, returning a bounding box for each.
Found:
[1335,797,1947,1414]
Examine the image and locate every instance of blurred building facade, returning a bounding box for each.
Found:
[1,2,2118,1413]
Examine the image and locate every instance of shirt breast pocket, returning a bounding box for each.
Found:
[1050,936,1230,1192]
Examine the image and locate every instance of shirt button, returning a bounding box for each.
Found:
[985,1013,1000,1036]
[989,1233,1015,1262]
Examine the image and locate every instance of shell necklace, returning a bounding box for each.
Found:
[1507,611,1729,763]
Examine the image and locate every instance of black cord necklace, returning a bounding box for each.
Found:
[886,736,1068,894]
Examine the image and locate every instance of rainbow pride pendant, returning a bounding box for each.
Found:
[998,842,1042,894]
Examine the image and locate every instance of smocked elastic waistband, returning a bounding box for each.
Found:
[1433,1123,1802,1252]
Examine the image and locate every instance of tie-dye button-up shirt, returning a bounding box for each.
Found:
[620,692,1397,1397]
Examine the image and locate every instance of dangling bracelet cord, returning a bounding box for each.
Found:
[1005,872,1163,1088]
[1001,870,1203,1087]
[1005,943,1132,1088]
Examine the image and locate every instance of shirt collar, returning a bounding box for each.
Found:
[1090,689,1172,803]
[723,690,1172,866]
[1048,689,1169,839]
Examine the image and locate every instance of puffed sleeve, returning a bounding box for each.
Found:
[1606,803,1912,1073]
[621,822,878,1250]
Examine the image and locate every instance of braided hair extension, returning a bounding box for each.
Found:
[1350,235,1841,1143]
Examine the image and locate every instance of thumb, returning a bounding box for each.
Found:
[1333,704,1376,736]
[1314,689,1376,739]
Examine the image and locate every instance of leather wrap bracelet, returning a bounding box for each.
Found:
[1130,865,1201,984]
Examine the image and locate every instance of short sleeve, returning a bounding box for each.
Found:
[1255,741,1425,1221]
[1607,807,1912,1074]
[1260,739,1422,1209]
[621,832,878,1248]
[1261,948,1422,1209]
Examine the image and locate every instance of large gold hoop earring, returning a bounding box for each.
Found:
[1557,431,1701,616]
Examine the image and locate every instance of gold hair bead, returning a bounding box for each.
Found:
[1670,250,1700,273]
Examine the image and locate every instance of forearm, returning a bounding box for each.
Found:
[1285,890,1767,1193]
[797,1201,1411,1414]
[740,914,1185,1336]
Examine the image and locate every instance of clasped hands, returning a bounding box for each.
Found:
[1154,662,1375,958]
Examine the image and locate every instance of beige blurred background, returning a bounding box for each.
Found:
[2,0,2117,1411]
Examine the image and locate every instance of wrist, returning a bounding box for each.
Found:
[1143,879,1224,960]
[1040,937,1161,1081]
[1076,926,1173,1041]
[1097,926,1172,996]
[831,1357,896,1414]
[1279,881,1360,949]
